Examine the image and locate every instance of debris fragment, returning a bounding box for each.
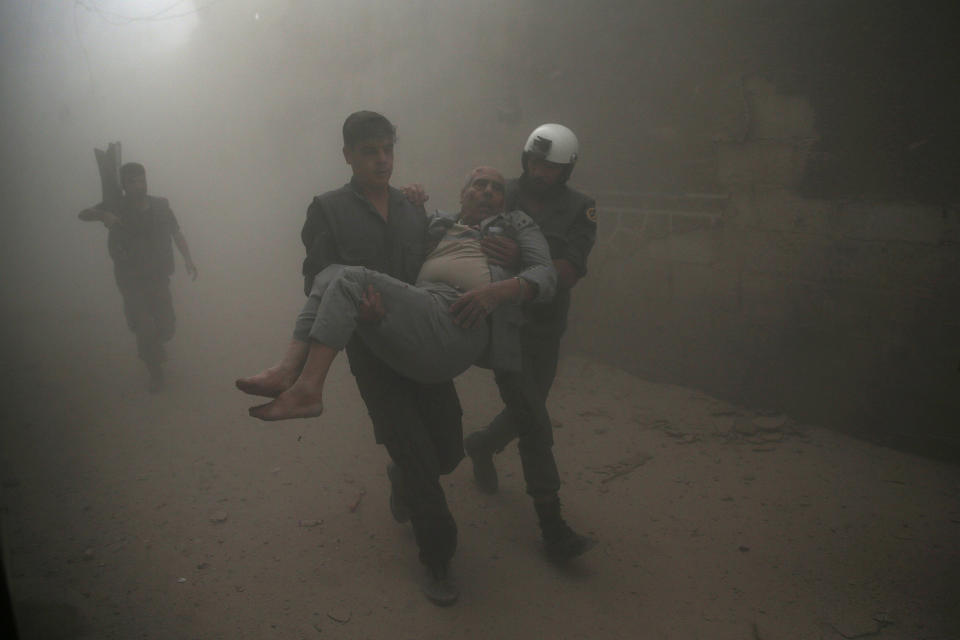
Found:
[327,611,351,624]
[209,510,229,524]
[825,614,894,639]
[752,415,788,432]
[578,408,612,419]
[734,420,759,436]
[348,489,366,513]
[593,452,654,484]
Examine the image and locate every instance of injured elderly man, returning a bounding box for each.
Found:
[236,166,556,421]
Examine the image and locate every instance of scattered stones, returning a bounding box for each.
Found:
[593,452,654,485]
[753,415,789,432]
[826,610,894,638]
[578,408,613,420]
[734,419,759,436]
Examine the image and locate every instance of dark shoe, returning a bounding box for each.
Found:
[543,523,597,562]
[386,463,410,524]
[421,563,458,607]
[463,432,498,494]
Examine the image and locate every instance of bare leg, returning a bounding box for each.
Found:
[236,339,310,397]
[248,341,337,421]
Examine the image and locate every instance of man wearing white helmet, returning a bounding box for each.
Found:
[464,123,598,560]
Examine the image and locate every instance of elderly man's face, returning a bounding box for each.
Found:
[460,167,505,224]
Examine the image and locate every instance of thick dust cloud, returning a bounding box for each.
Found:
[3,1,960,457]
[1,0,607,343]
[2,2,960,638]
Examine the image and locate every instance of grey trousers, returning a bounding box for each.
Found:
[294,265,488,384]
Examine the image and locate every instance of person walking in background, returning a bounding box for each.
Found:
[78,162,198,392]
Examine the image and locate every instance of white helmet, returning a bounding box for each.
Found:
[522,123,579,182]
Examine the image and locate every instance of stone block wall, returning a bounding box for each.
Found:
[567,77,960,458]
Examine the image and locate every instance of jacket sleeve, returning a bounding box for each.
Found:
[301,198,340,296]
[510,211,557,304]
[561,196,597,277]
[165,204,181,234]
[424,210,453,255]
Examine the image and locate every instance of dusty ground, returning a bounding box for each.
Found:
[2,279,959,640]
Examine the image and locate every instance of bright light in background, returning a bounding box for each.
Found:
[77,0,200,54]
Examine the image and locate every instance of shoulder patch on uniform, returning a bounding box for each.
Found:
[585,207,598,222]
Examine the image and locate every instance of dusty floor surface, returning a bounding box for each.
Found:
[2,284,959,640]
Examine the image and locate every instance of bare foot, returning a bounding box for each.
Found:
[236,366,297,398]
[248,386,324,421]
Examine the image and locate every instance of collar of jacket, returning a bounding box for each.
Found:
[346,178,404,214]
[430,209,508,230]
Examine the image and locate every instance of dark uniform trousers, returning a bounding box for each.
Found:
[115,270,176,366]
[473,177,595,503]
[346,336,463,567]
[302,181,466,569]
[481,288,572,501]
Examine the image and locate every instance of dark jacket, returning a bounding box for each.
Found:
[506,177,597,333]
[108,195,179,278]
[301,180,428,294]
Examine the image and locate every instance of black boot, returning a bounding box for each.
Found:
[463,431,498,494]
[386,463,411,524]
[421,561,458,607]
[146,362,164,393]
[534,498,596,561]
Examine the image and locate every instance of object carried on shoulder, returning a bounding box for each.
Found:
[94,141,122,210]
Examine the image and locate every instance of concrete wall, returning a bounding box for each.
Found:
[567,76,960,459]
